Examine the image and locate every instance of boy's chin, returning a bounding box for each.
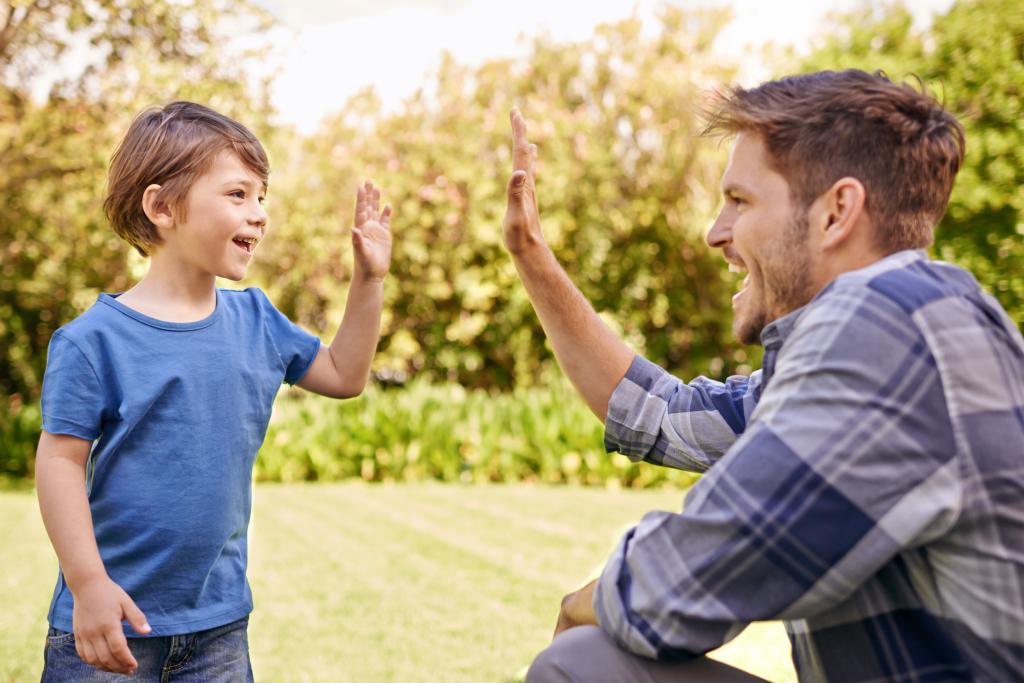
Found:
[218,269,248,282]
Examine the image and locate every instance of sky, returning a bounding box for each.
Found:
[250,0,956,134]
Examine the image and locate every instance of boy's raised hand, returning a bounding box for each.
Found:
[72,575,150,674]
[352,180,393,282]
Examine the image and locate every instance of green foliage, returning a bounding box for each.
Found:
[0,0,274,403]
[801,0,1024,327]
[255,7,758,390]
[257,382,699,489]
[0,399,40,479]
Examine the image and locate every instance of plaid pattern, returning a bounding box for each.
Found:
[595,250,1024,682]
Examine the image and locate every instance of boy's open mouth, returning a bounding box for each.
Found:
[233,236,258,254]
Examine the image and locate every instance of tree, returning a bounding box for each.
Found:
[0,0,273,404]
[801,0,1024,327]
[257,7,757,390]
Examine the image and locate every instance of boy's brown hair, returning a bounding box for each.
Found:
[703,69,966,253]
[104,101,270,257]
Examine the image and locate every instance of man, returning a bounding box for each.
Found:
[503,69,1024,682]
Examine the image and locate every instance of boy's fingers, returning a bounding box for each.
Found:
[381,205,392,229]
[77,637,95,667]
[105,630,137,673]
[90,636,118,672]
[122,598,151,635]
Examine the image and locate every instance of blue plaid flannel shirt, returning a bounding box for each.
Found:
[595,250,1024,682]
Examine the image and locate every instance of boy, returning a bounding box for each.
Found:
[35,101,392,680]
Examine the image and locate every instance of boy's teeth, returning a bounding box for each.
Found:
[728,263,745,273]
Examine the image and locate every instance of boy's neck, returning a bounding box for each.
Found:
[116,253,220,322]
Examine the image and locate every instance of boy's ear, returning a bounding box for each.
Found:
[141,184,174,233]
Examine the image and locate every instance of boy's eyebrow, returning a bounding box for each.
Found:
[222,178,267,193]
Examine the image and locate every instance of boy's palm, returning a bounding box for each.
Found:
[352,180,393,281]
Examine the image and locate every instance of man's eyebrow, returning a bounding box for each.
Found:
[721,181,754,198]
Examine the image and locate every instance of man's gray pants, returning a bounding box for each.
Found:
[526,626,771,683]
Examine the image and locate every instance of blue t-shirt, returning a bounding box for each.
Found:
[40,288,320,636]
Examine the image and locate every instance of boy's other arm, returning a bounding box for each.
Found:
[298,276,384,398]
[298,180,392,399]
[35,431,151,675]
[503,108,634,421]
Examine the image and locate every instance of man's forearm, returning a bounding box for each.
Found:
[326,276,384,394]
[511,242,634,421]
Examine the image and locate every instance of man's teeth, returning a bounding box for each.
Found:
[728,263,745,274]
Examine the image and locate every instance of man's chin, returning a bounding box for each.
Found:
[732,310,767,346]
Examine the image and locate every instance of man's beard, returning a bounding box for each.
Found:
[734,209,816,345]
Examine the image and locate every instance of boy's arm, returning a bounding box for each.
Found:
[35,431,150,675]
[298,180,392,399]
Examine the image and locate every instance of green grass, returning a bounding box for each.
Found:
[1,484,796,683]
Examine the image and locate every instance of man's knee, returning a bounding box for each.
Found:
[525,626,607,683]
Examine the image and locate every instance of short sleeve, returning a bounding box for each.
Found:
[41,332,106,440]
[254,289,321,385]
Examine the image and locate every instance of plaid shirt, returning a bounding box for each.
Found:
[595,250,1024,682]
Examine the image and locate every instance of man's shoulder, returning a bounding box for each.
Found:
[825,251,981,316]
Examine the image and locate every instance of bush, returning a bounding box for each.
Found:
[0,399,40,479]
[2,382,699,488]
[258,381,698,488]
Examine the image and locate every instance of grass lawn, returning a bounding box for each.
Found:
[1,483,796,683]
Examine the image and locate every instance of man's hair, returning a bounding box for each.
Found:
[703,69,965,252]
[104,101,269,257]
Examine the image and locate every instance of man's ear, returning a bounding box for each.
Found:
[141,184,174,234]
[816,177,867,251]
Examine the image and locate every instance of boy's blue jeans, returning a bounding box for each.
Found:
[40,615,253,682]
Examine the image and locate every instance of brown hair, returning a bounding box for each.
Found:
[703,69,965,252]
[104,101,269,257]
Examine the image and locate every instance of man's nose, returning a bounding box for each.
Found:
[706,210,731,250]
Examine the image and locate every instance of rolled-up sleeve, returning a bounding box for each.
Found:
[604,355,761,472]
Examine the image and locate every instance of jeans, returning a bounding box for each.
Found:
[41,616,254,683]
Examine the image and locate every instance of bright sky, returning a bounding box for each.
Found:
[251,0,956,134]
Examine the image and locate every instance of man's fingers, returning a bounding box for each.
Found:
[507,171,528,201]
[510,108,532,172]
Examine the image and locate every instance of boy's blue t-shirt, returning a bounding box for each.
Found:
[40,288,320,636]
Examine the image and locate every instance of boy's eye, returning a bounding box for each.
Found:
[230,190,245,199]
[258,196,265,205]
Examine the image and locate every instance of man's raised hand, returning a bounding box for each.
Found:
[352,180,393,282]
[503,108,544,255]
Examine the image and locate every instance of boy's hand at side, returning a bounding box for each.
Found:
[351,180,392,282]
[72,575,150,674]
